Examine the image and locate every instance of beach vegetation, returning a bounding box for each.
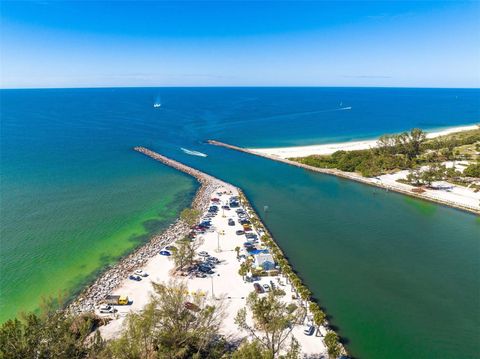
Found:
[234,291,300,357]
[103,280,227,359]
[180,208,201,227]
[172,237,204,271]
[290,127,480,180]
[231,337,300,359]
[309,303,326,336]
[464,162,480,178]
[0,298,104,359]
[324,331,342,359]
[238,262,249,280]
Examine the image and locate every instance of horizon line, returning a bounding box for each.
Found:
[1,85,480,90]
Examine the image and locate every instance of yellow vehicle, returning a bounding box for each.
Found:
[105,295,129,305]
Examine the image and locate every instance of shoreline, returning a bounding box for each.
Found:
[208,140,480,215]
[249,124,479,158]
[68,147,229,314]
[69,147,344,357]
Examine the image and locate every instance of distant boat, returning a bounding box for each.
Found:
[153,95,162,108]
[181,148,208,157]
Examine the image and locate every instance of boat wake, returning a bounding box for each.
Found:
[181,147,208,157]
[338,106,352,110]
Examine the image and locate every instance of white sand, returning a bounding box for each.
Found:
[373,165,480,211]
[250,124,479,158]
[99,185,327,356]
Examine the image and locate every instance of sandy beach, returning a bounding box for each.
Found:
[209,140,480,214]
[249,124,479,158]
[98,184,329,357]
[66,148,333,357]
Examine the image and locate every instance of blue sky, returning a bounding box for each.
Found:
[1,1,479,88]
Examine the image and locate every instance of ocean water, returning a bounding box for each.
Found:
[1,87,479,358]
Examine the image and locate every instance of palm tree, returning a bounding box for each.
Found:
[309,303,326,336]
[234,246,240,259]
[298,286,311,309]
[238,263,248,281]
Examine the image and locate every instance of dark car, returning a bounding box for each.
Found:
[198,266,214,274]
[184,302,201,312]
[206,257,220,264]
[253,283,264,294]
[236,230,245,235]
[228,219,235,226]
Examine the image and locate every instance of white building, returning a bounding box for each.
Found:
[254,253,275,270]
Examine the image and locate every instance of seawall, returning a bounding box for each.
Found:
[208,140,480,215]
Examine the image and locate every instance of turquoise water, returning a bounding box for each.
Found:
[1,88,479,358]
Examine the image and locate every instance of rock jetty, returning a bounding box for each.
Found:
[68,147,229,314]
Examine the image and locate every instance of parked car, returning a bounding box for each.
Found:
[195,272,207,278]
[228,219,235,226]
[184,302,201,312]
[303,324,315,336]
[236,230,245,235]
[262,284,270,292]
[198,266,214,274]
[200,262,215,270]
[198,251,209,257]
[207,257,220,264]
[98,304,115,314]
[105,295,129,305]
[129,274,142,281]
[134,270,148,277]
[253,283,265,294]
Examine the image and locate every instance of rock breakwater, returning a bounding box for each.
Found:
[68,147,229,314]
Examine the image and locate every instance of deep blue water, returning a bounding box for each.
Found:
[1,87,479,358]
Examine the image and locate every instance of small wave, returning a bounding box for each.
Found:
[181,148,208,157]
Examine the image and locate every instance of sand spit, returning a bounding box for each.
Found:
[208,140,480,215]
[249,124,479,158]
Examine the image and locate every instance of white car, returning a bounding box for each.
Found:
[134,270,148,277]
[99,304,115,314]
[303,324,315,336]
[262,284,270,292]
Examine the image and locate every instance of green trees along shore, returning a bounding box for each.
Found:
[0,280,337,359]
[291,127,480,184]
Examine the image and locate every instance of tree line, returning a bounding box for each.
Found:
[0,280,336,359]
[291,128,480,180]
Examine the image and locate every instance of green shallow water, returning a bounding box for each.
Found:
[0,160,196,321]
[1,88,479,358]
